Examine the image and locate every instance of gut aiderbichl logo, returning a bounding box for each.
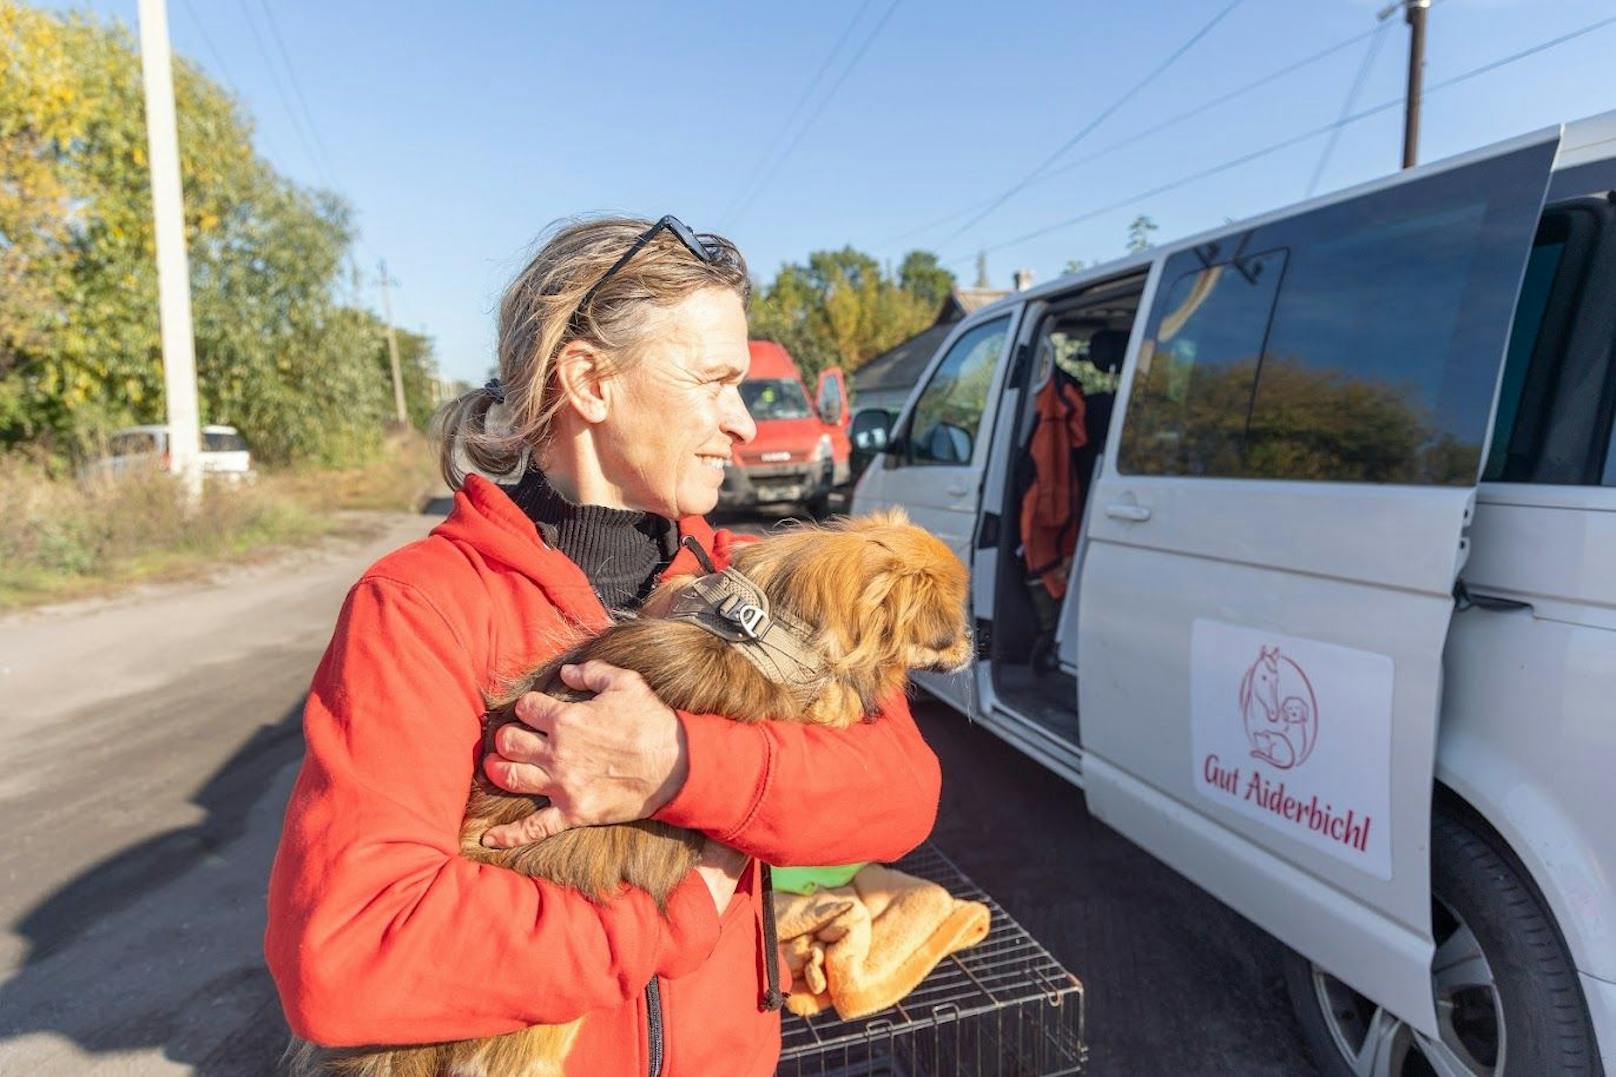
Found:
[1238,645,1319,770]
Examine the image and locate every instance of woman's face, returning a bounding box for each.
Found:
[598,286,756,518]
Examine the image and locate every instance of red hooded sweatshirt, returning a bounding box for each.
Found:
[264,475,942,1075]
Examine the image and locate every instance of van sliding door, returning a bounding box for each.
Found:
[1076,127,1561,1037]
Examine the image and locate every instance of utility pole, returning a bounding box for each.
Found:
[136,0,202,504]
[377,260,408,426]
[1380,0,1430,169]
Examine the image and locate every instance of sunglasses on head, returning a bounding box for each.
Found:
[569,215,728,333]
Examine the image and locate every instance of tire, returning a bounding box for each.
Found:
[1283,806,1603,1076]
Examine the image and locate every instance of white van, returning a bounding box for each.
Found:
[854,112,1616,1076]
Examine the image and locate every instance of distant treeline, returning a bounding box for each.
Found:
[1,2,439,469]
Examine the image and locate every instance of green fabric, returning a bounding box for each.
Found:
[770,863,868,895]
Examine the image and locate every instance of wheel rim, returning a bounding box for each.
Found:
[1310,897,1505,1076]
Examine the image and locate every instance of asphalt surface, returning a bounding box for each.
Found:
[0,503,1318,1076]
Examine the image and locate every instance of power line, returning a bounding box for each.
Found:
[716,0,876,230]
[937,0,1246,248]
[722,0,903,229]
[887,22,1382,246]
[1307,17,1393,197]
[233,0,332,189]
[891,0,1457,247]
[185,0,377,302]
[958,11,1616,265]
[177,0,237,90]
[255,0,339,185]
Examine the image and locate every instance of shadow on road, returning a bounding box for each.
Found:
[915,703,1318,1076]
[0,702,305,1075]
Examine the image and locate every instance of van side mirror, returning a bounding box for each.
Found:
[851,408,894,450]
[849,407,896,476]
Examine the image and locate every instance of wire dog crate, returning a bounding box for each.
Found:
[776,844,1087,1077]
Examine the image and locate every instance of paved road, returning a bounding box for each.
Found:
[0,505,1316,1076]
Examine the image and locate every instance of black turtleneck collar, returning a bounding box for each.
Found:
[501,467,678,613]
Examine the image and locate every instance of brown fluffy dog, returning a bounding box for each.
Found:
[295,509,970,1077]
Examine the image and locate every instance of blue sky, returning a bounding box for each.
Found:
[42,0,1616,383]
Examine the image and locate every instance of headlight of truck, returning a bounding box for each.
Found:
[813,434,833,461]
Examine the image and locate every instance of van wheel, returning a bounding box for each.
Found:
[1282,808,1602,1077]
[805,492,832,520]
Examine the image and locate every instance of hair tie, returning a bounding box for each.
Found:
[482,378,506,405]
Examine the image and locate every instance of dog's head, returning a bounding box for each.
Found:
[722,508,973,681]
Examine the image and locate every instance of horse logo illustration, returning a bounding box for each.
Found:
[1238,646,1319,769]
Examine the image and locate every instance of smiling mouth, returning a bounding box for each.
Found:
[697,453,729,472]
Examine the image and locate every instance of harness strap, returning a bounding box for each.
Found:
[760,864,784,1011]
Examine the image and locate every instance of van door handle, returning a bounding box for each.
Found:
[1104,503,1152,522]
[946,482,971,497]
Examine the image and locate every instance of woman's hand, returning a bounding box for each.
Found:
[694,839,749,915]
[480,661,689,848]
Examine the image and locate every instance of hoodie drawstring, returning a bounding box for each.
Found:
[760,863,784,1012]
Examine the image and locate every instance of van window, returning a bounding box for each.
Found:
[1120,138,1555,483]
[903,316,1010,466]
[1482,198,1616,486]
[203,430,248,452]
[109,431,159,456]
[1118,252,1285,476]
[1244,203,1507,483]
[740,379,813,421]
[1483,236,1566,481]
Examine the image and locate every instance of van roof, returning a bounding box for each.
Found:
[991,106,1616,315]
[747,340,800,381]
[112,424,241,435]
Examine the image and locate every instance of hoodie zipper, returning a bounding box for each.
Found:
[645,977,664,1077]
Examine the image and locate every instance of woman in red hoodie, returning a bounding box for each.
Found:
[265,216,943,1075]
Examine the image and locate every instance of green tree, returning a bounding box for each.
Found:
[750,246,944,380]
[897,250,955,311]
[0,2,429,466]
[1127,214,1159,253]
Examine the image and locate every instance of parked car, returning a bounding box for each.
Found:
[855,110,1616,1077]
[720,340,850,516]
[83,424,256,484]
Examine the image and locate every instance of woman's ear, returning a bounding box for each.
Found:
[553,340,611,425]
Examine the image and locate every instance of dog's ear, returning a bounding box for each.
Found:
[871,527,971,672]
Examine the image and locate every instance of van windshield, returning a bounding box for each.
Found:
[740,379,813,421]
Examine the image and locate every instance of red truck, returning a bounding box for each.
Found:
[720,340,850,516]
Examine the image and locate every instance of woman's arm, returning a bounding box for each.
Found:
[649,691,943,867]
[264,578,722,1047]
[479,526,944,867]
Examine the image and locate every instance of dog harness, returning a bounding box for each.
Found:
[662,567,828,699]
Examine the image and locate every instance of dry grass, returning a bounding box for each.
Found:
[273,429,443,513]
[0,434,442,610]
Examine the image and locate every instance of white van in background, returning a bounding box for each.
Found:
[83,424,256,485]
[855,111,1616,1076]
